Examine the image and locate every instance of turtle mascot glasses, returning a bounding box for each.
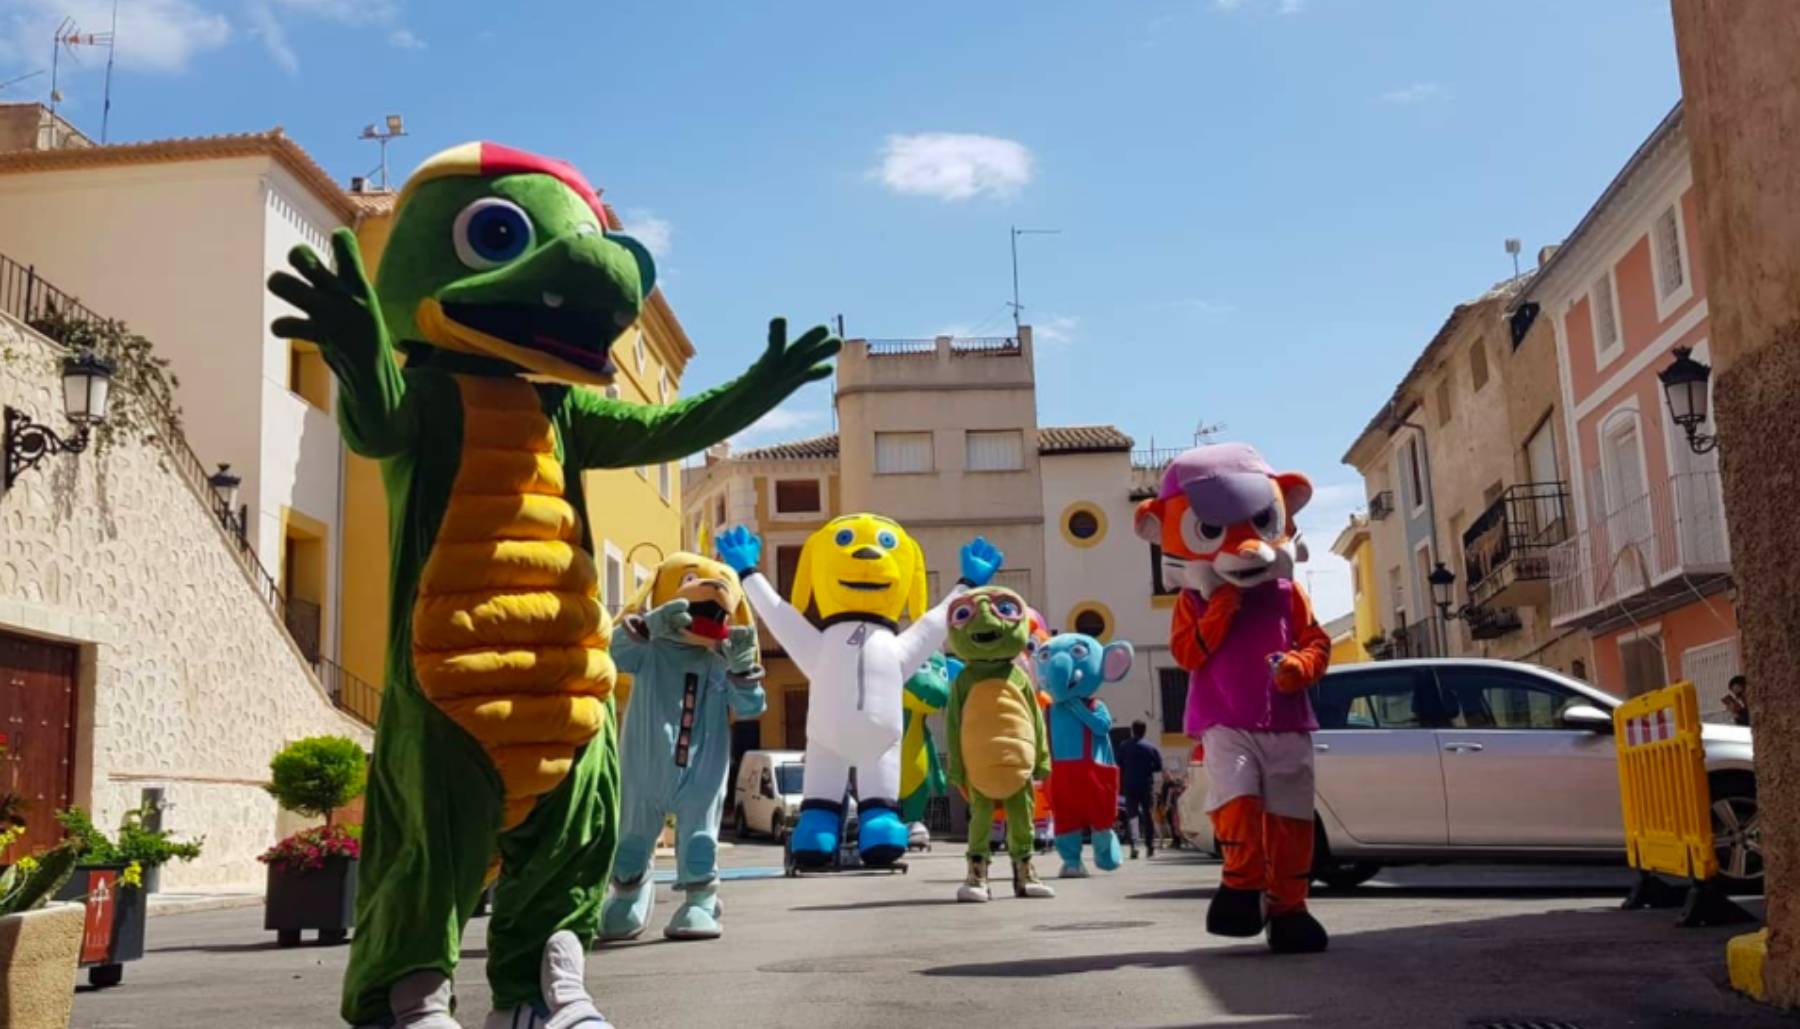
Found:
[714,517,1004,870]
[1134,442,1333,954]
[266,140,839,1028]
[602,553,763,944]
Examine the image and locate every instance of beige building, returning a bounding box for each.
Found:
[1343,275,1590,677]
[683,329,1189,770]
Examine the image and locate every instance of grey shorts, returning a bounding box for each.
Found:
[1202,726,1316,822]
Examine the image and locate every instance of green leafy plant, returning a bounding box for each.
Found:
[0,826,80,917]
[54,805,204,868]
[28,305,182,463]
[266,736,367,822]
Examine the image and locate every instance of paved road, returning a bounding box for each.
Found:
[74,842,1780,1028]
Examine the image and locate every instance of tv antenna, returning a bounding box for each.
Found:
[1504,237,1522,278]
[358,115,408,190]
[1008,225,1060,333]
[50,5,120,142]
[1194,420,1226,445]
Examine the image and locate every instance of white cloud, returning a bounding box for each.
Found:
[1033,315,1078,346]
[731,405,827,446]
[1379,82,1449,105]
[873,133,1034,202]
[1214,0,1303,14]
[1294,481,1367,622]
[247,2,298,75]
[0,0,229,76]
[387,27,425,49]
[618,209,672,259]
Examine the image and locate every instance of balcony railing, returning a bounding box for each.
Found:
[862,338,937,357]
[1368,490,1395,521]
[1549,469,1731,626]
[315,657,382,728]
[1131,447,1186,470]
[1461,481,1569,610]
[861,336,1021,359]
[0,251,378,728]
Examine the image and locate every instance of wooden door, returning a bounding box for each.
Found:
[0,631,79,862]
[782,690,808,751]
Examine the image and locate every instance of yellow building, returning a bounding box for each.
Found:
[1329,514,1378,665]
[338,197,695,711]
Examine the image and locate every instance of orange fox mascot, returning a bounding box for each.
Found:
[1135,443,1332,953]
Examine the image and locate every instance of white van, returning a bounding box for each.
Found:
[732,750,805,842]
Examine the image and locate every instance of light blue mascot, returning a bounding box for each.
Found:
[1033,633,1134,879]
[601,553,766,941]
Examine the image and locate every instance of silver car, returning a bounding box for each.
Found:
[1177,658,1759,890]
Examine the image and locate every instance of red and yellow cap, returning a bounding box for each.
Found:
[398,141,617,229]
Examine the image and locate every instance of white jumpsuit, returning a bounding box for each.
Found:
[741,572,965,806]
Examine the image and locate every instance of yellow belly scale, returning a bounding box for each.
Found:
[411,376,615,830]
[961,677,1035,800]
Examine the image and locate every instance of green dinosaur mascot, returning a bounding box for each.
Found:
[265,141,840,1029]
[944,587,1055,903]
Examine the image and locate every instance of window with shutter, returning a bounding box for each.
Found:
[1591,274,1621,361]
[875,432,933,474]
[1653,205,1685,299]
[965,429,1025,472]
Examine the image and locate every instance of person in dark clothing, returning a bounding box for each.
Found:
[1116,721,1164,858]
[1723,675,1751,728]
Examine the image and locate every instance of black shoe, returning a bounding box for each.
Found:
[1266,909,1329,953]
[1205,885,1266,938]
[1129,848,1140,860]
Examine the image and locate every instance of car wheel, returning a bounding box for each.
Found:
[1310,819,1380,890]
[1710,772,1763,893]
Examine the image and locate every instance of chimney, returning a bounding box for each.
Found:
[705,442,731,466]
[350,176,368,193]
[1537,244,1560,268]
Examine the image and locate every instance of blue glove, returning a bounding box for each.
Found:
[959,536,1003,587]
[946,657,965,681]
[715,525,763,578]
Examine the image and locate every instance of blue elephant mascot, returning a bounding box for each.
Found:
[1033,633,1134,878]
[716,517,1003,869]
[601,553,766,941]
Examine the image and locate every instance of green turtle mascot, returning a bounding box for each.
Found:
[266,141,839,1029]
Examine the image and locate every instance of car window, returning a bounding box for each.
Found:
[776,764,804,794]
[1437,667,1583,730]
[1315,668,1439,730]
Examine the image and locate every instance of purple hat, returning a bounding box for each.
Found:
[1162,443,1281,525]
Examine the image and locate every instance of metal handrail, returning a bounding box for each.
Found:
[1132,446,1187,470]
[0,251,377,727]
[1461,481,1569,605]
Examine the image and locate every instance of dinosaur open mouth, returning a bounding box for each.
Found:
[686,599,730,640]
[441,302,618,375]
[971,629,1003,645]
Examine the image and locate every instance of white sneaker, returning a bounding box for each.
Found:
[385,970,460,1029]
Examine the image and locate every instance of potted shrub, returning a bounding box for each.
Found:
[262,736,366,947]
[52,807,191,988]
[0,827,86,1027]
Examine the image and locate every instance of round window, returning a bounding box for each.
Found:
[1067,509,1100,540]
[1073,608,1107,638]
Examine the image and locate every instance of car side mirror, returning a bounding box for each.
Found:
[1563,704,1614,733]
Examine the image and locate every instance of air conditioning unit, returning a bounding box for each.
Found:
[1369,490,1396,521]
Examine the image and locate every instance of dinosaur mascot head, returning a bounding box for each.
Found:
[791,513,929,624]
[1133,442,1312,599]
[627,552,754,646]
[377,141,657,386]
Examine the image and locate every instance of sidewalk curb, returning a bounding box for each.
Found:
[147,894,264,918]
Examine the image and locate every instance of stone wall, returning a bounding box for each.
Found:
[0,313,370,891]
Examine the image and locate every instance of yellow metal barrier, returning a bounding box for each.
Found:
[1613,680,1751,927]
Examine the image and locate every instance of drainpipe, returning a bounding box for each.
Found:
[1393,410,1444,652]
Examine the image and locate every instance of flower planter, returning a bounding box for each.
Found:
[52,864,146,988]
[0,902,84,1029]
[265,856,357,947]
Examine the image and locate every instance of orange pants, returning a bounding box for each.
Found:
[1211,796,1312,915]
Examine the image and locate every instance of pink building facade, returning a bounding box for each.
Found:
[1525,105,1740,715]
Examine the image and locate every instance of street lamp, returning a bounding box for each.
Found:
[1428,561,1460,622]
[207,463,243,539]
[4,351,115,490]
[1659,346,1718,454]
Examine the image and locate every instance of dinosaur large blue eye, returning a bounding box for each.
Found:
[453,198,535,270]
[876,530,898,549]
[834,528,855,547]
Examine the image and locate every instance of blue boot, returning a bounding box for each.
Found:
[790,805,840,869]
[1054,832,1088,878]
[598,873,654,942]
[664,882,723,940]
[1092,829,1123,871]
[857,804,908,866]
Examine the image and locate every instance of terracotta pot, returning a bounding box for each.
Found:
[0,902,84,1029]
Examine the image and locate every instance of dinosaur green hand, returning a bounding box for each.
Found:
[747,318,842,393]
[267,228,388,367]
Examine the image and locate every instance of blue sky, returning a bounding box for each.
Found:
[0,0,1683,618]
